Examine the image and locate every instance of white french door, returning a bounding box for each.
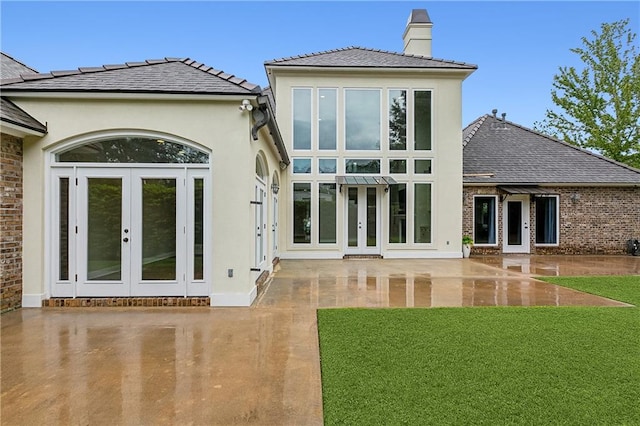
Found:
[344,186,380,255]
[502,196,530,253]
[54,167,208,297]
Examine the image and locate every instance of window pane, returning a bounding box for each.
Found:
[87,178,122,280]
[414,91,432,150]
[57,137,209,163]
[389,90,407,150]
[319,89,337,150]
[293,183,311,243]
[319,158,337,174]
[536,197,557,244]
[345,159,380,174]
[346,89,380,150]
[474,197,496,244]
[59,178,69,280]
[293,88,312,150]
[293,158,312,174]
[389,184,406,243]
[319,183,337,244]
[389,160,406,174]
[414,184,432,243]
[194,179,204,280]
[415,159,432,174]
[142,179,177,280]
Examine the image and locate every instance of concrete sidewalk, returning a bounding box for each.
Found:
[2,256,636,425]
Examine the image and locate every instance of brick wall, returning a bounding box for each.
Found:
[1,133,23,313]
[463,186,640,255]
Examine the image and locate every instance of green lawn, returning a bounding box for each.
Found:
[317,276,640,425]
[539,275,640,306]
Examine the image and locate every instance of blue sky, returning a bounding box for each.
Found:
[1,1,638,128]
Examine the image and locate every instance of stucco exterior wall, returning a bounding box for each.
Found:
[1,133,23,313]
[13,96,282,306]
[463,186,640,255]
[270,70,467,258]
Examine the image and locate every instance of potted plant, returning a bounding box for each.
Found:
[462,235,473,258]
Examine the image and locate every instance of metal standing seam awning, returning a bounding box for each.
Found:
[497,185,558,201]
[335,175,397,192]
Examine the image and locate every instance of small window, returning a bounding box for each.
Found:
[293,158,312,174]
[345,159,380,174]
[319,158,337,174]
[415,159,432,174]
[474,196,497,245]
[389,160,407,174]
[536,196,558,244]
[293,183,311,244]
[388,183,406,243]
[319,183,337,244]
[414,183,432,243]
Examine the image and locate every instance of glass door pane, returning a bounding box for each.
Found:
[347,188,358,247]
[507,201,522,245]
[366,187,377,247]
[141,179,176,280]
[87,178,122,280]
[194,178,204,280]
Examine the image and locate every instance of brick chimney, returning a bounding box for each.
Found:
[402,9,433,57]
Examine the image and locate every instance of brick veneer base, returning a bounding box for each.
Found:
[1,133,23,314]
[43,297,210,308]
[463,186,640,255]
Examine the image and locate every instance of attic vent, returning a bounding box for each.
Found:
[490,109,509,130]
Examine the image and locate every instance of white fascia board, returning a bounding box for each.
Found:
[265,65,475,79]
[0,121,46,137]
[1,91,258,102]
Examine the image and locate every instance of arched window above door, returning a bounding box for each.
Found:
[56,137,209,164]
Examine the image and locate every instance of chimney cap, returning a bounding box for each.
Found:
[408,9,431,24]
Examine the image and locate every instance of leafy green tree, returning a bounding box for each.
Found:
[535,19,640,169]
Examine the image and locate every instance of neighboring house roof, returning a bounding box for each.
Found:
[1,58,261,95]
[265,46,476,70]
[463,114,640,185]
[1,52,38,79]
[1,52,46,135]
[1,97,47,134]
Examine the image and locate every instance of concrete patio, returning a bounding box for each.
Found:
[2,256,637,425]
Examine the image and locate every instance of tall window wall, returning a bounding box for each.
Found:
[290,86,435,247]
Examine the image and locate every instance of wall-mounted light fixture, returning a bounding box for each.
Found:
[271,183,280,194]
[239,99,253,112]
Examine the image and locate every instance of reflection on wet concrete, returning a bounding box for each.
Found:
[1,308,323,426]
[472,255,640,277]
[257,259,630,308]
[2,256,636,425]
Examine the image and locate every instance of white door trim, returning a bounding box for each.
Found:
[502,195,530,254]
[344,186,381,255]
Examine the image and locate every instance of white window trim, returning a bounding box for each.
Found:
[534,195,560,247]
[472,195,499,247]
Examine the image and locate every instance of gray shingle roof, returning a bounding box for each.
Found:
[1,97,47,133]
[1,58,261,95]
[265,46,476,70]
[1,52,38,80]
[463,114,640,185]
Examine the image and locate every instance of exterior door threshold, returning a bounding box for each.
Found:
[42,297,210,308]
[343,254,384,260]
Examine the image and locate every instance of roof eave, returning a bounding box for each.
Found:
[0,119,47,137]
[0,90,260,101]
[265,64,476,76]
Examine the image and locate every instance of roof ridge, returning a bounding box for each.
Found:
[180,58,261,93]
[1,57,186,85]
[265,45,476,68]
[463,114,488,147]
